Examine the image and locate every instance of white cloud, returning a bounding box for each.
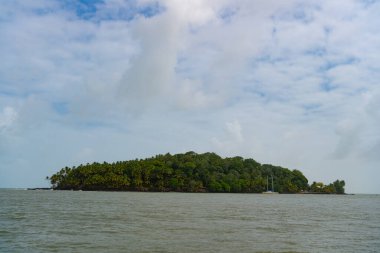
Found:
[0,0,379,193]
[212,120,244,154]
[0,107,17,131]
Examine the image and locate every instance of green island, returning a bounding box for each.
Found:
[48,151,345,194]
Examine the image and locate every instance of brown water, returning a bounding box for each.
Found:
[0,190,379,252]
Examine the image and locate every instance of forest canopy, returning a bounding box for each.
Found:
[49,151,345,194]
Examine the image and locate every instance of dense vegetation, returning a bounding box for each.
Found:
[49,151,345,194]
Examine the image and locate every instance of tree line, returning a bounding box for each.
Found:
[48,151,345,194]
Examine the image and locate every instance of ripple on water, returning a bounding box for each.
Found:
[0,190,379,253]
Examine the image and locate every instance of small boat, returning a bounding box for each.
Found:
[262,175,279,194]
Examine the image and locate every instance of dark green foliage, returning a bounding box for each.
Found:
[49,152,344,194]
[310,180,346,194]
[333,180,345,194]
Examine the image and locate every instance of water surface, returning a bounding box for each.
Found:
[0,190,379,252]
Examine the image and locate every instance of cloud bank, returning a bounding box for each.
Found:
[0,0,379,193]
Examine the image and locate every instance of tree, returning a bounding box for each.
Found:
[310,182,324,193]
[49,151,345,194]
[333,180,345,194]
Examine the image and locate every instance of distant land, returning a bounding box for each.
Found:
[48,151,345,194]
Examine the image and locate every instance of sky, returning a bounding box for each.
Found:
[0,0,379,193]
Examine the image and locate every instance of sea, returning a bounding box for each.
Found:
[0,189,379,253]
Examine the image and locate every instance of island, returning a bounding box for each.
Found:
[48,151,345,194]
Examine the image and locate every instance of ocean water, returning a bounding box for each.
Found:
[0,190,379,253]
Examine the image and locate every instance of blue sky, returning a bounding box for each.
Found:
[1,0,380,193]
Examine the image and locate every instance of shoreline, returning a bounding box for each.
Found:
[26,188,351,195]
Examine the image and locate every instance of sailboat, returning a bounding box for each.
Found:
[262,175,279,194]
